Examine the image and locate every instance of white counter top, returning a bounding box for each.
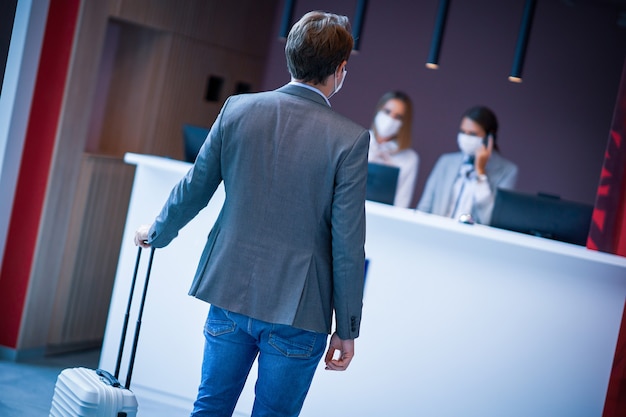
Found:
[101,154,626,417]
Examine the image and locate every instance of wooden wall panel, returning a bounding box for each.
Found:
[149,35,268,159]
[96,1,274,159]
[47,155,134,352]
[112,0,276,58]
[188,0,279,58]
[114,0,211,39]
[19,0,111,351]
[97,20,172,158]
[21,0,278,353]
[148,35,222,158]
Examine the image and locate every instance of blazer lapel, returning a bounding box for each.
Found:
[440,153,465,212]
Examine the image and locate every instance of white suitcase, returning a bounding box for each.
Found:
[49,247,155,417]
[50,368,138,417]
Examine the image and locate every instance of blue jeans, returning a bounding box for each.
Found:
[190,305,328,417]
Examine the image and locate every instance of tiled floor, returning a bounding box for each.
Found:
[0,349,101,417]
[1,349,357,417]
[0,348,194,416]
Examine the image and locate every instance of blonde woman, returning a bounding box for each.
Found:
[368,91,419,208]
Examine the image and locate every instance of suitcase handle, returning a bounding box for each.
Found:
[125,246,155,389]
[114,247,143,380]
[113,246,156,389]
[96,369,122,388]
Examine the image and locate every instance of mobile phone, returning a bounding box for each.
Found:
[483,134,492,148]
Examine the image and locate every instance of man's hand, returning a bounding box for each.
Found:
[134,224,152,248]
[324,332,354,371]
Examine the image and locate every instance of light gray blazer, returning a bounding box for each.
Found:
[148,84,370,339]
[417,151,518,224]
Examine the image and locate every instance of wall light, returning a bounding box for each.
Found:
[509,0,537,83]
[426,0,450,69]
[352,0,369,52]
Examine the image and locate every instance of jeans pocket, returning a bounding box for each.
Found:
[204,307,236,337]
[268,327,319,358]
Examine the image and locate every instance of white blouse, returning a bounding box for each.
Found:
[446,163,492,222]
[368,132,419,208]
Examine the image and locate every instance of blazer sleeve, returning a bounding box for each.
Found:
[474,157,519,225]
[147,99,229,248]
[417,156,444,213]
[331,129,370,340]
[498,162,519,190]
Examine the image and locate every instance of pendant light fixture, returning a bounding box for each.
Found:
[426,0,450,69]
[509,0,537,83]
[279,0,296,39]
[352,0,369,52]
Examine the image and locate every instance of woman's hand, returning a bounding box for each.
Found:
[475,134,493,176]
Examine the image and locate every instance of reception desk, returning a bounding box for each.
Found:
[100,153,626,417]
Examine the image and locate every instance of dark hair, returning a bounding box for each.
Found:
[462,105,500,151]
[371,91,414,150]
[285,11,353,84]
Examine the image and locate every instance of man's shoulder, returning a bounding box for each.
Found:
[276,87,367,137]
[226,87,367,138]
[226,86,320,110]
[226,89,278,104]
[331,111,368,136]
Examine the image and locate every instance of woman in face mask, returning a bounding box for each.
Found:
[417,105,518,225]
[368,91,419,208]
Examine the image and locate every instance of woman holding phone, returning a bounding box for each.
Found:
[417,105,518,225]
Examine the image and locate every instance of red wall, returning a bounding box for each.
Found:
[588,59,626,257]
[0,0,80,348]
[596,58,626,417]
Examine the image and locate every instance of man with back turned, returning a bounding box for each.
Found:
[134,10,369,417]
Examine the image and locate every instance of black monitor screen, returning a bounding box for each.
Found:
[366,162,399,205]
[183,124,210,163]
[490,189,593,246]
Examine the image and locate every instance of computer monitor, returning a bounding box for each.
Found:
[366,162,399,205]
[490,188,593,246]
[182,124,210,163]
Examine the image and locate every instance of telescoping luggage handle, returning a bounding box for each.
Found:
[97,246,155,390]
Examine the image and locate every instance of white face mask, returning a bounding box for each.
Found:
[374,111,402,139]
[328,68,347,99]
[457,132,484,156]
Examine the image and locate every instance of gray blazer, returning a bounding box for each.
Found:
[148,84,370,339]
[417,151,518,224]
